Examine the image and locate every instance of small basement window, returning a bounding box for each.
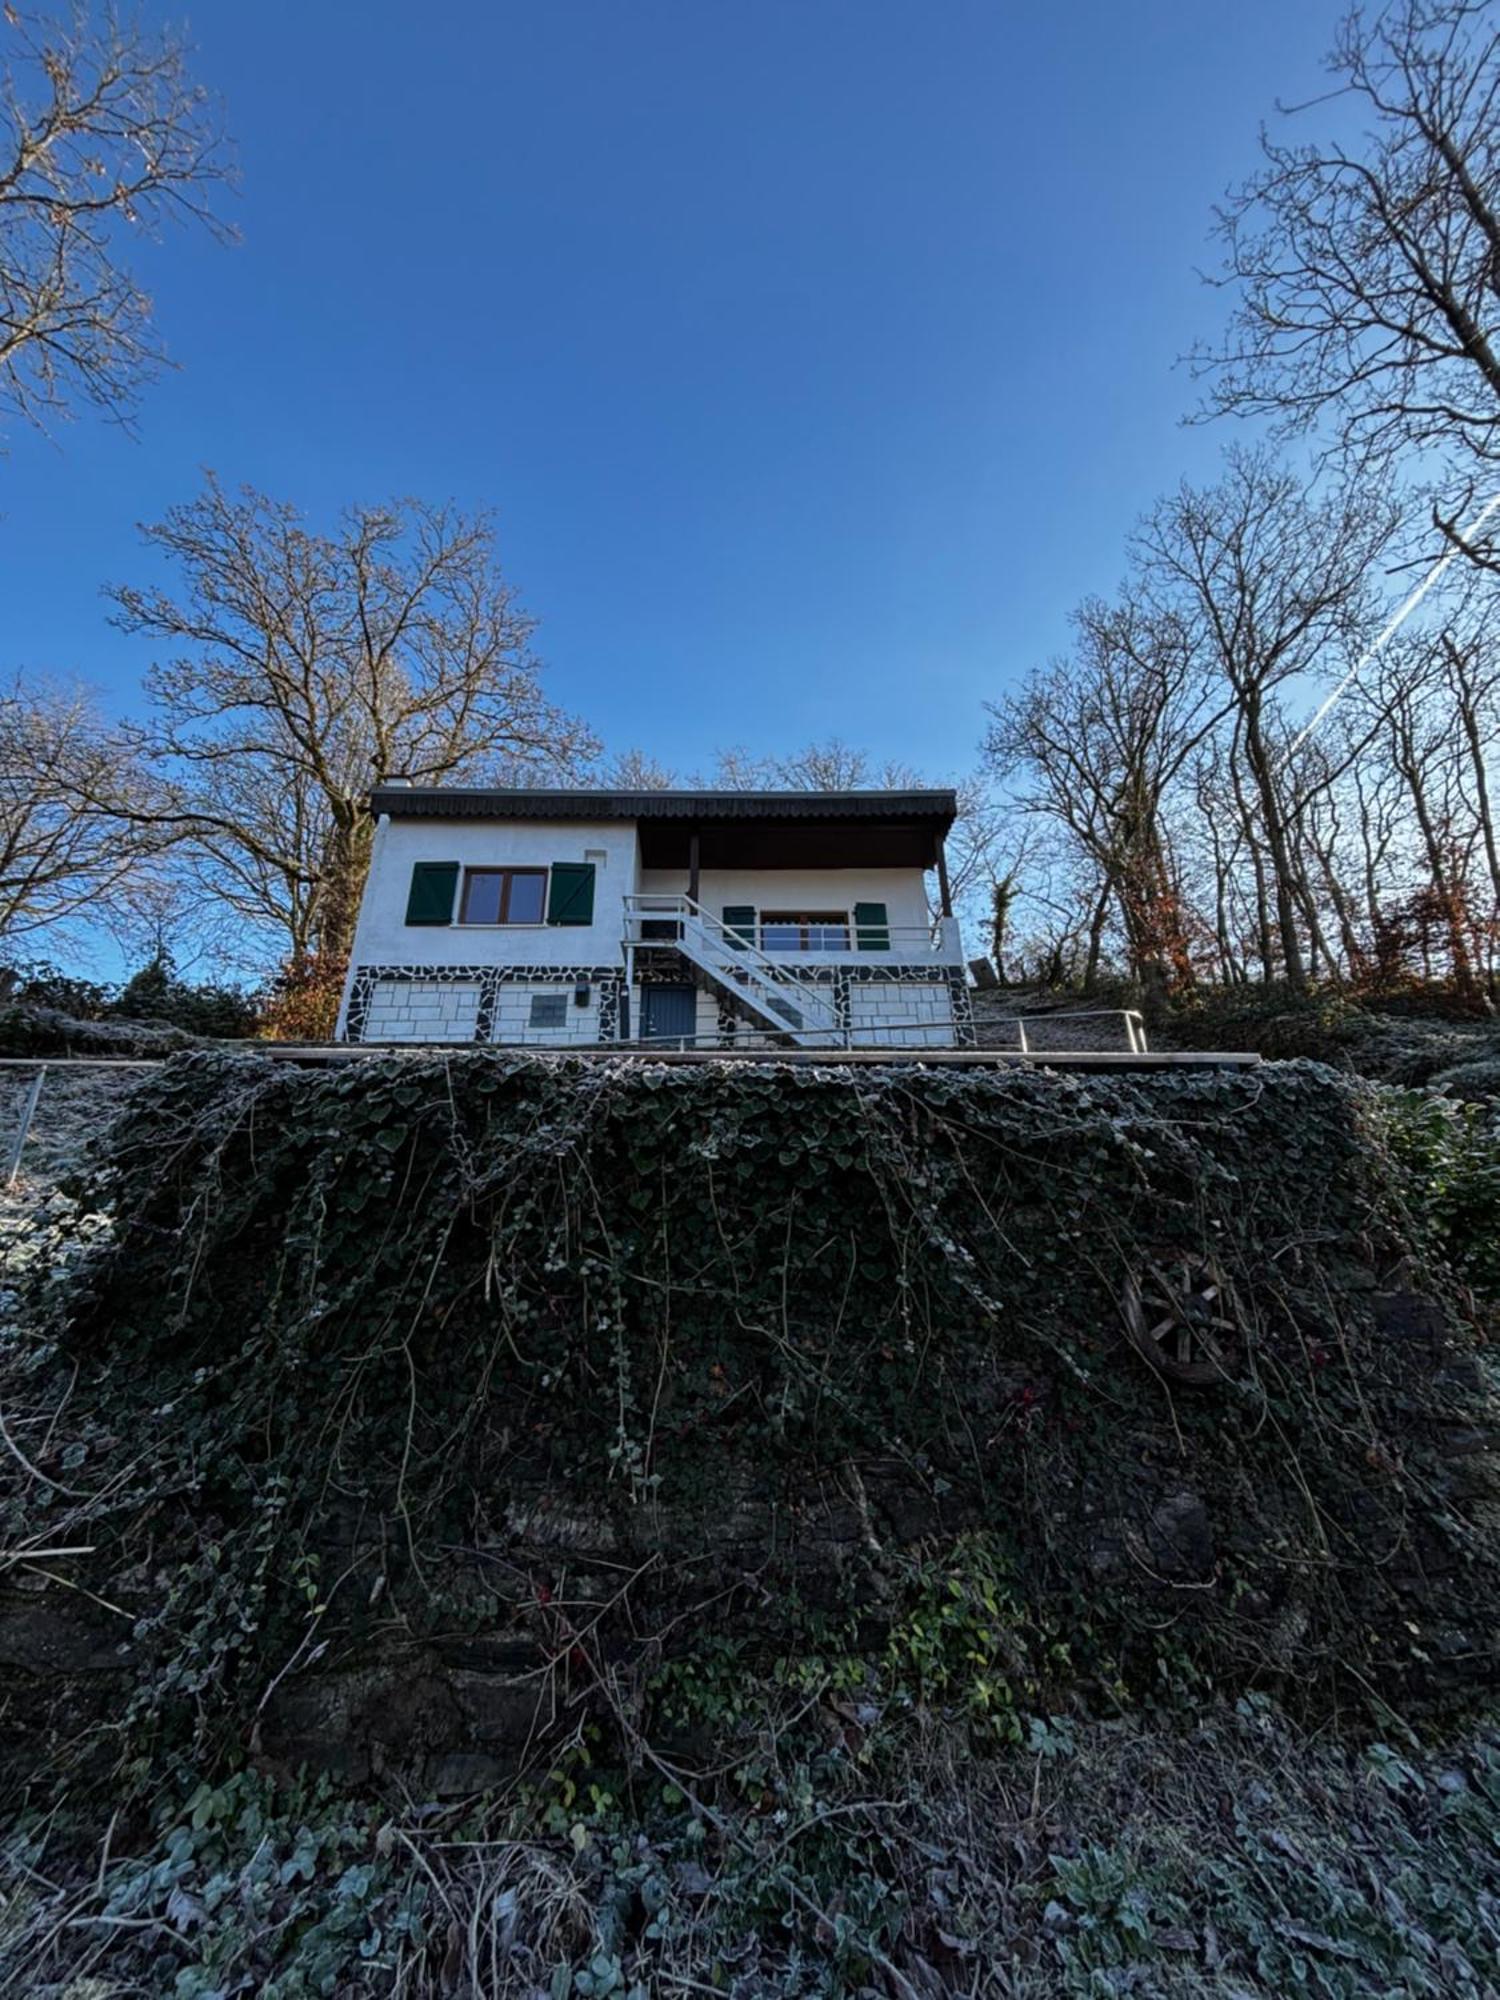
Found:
[460,867,547,925]
[529,992,568,1028]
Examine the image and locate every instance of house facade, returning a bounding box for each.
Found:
[335,785,973,1049]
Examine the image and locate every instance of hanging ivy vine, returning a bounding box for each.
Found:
[3,1052,1496,1795]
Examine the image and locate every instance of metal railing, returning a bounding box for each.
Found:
[623,897,940,958]
[1013,1009,1148,1055]
[627,1022,953,1050]
[752,922,941,954]
[622,893,842,1043]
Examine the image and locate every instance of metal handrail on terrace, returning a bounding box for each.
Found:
[622,894,940,956]
[1012,1009,1149,1055]
[629,1022,938,1050]
[621,1006,1150,1054]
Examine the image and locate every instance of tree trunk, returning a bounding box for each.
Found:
[1240,704,1309,992]
[315,805,374,962]
[1230,753,1277,982]
[1083,883,1111,994]
[1457,690,1500,911]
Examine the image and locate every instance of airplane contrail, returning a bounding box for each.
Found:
[1284,489,1500,762]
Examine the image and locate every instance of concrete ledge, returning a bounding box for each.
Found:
[0,1045,1265,1071]
[254,1044,1264,1071]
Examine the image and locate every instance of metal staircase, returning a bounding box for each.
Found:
[622,894,844,1047]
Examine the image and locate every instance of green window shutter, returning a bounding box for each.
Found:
[854,901,890,951]
[405,861,459,926]
[722,904,756,948]
[546,861,596,926]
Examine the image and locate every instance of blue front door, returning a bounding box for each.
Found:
[642,983,696,1048]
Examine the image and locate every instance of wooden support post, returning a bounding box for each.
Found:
[935,835,953,918]
[688,827,701,908]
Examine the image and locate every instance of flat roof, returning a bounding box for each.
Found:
[371,785,958,829]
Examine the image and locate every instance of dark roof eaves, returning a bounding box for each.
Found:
[370,786,958,825]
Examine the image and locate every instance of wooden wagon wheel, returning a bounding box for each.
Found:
[1121,1251,1240,1387]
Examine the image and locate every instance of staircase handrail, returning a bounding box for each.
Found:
[623,892,841,1032]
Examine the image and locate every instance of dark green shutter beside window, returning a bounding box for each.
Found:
[854,901,890,951]
[722,904,756,948]
[546,861,596,926]
[405,861,459,926]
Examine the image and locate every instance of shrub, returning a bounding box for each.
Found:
[1164,986,1370,1064]
[0,1004,197,1058]
[115,953,259,1038]
[0,955,258,1043]
[1163,986,1500,1083]
[1378,1085,1500,1300]
[0,960,114,1019]
[7,1056,1500,1999]
[1432,1057,1500,1103]
[254,951,347,1041]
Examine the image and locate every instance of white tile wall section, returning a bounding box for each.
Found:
[620,973,963,1048]
[364,978,481,1043]
[489,982,600,1046]
[847,981,954,1048]
[360,977,607,1045]
[353,967,961,1048]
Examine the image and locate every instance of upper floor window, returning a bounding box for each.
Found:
[760,911,850,952]
[460,866,547,925]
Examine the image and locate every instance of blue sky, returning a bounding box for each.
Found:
[3,0,1339,781]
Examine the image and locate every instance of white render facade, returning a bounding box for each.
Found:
[335,786,973,1050]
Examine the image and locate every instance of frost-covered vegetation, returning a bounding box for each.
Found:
[0,1053,1497,1995]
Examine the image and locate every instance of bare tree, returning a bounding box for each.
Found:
[706,737,913,792]
[985,594,1224,990]
[596,747,678,789]
[0,671,154,947]
[99,848,253,978]
[1350,630,1496,989]
[109,477,599,964]
[1135,451,1394,990]
[1186,740,1258,983]
[0,3,233,439]
[704,737,1002,927]
[1198,2,1500,550]
[1437,615,1500,914]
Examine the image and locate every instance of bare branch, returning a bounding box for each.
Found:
[106,478,599,964]
[0,2,235,440]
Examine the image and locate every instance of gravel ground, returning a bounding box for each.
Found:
[0,1066,152,1312]
[0,1063,153,1201]
[968,987,1144,1051]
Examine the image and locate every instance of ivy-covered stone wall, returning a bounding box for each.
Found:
[3,1053,1496,1802]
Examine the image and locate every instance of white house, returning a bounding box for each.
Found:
[335,785,973,1050]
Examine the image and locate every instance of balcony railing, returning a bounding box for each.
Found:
[624,896,956,960]
[753,922,939,955]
